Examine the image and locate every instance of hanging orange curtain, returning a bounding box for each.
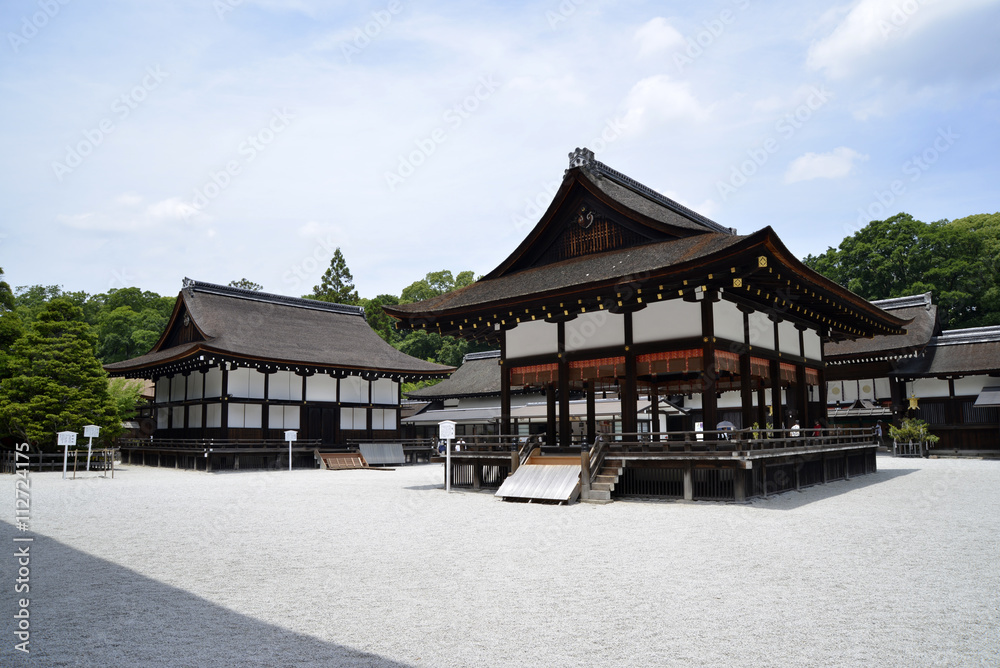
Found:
[568,356,626,381]
[637,349,703,375]
[805,367,820,386]
[510,363,558,386]
[779,362,797,383]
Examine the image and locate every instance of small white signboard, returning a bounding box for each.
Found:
[439,421,456,492]
[284,430,297,471]
[57,431,76,480]
[83,425,100,472]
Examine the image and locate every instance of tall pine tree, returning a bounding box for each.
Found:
[311,248,359,304]
[0,298,120,450]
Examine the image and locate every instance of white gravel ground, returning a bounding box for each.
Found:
[2,455,999,667]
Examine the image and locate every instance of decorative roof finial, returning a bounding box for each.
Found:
[568,147,595,169]
[182,277,195,288]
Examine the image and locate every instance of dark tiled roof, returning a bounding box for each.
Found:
[105,280,452,376]
[891,326,1000,377]
[406,350,502,398]
[825,293,938,360]
[388,232,746,315]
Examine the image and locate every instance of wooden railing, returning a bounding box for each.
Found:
[118,437,323,449]
[598,427,875,454]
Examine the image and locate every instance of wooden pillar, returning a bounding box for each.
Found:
[769,359,781,431]
[557,322,571,448]
[756,384,767,432]
[796,363,808,429]
[586,381,596,444]
[683,462,693,501]
[546,383,556,446]
[366,379,374,441]
[261,372,270,432]
[818,364,829,425]
[622,313,638,435]
[500,332,511,437]
[740,309,754,431]
[473,465,482,490]
[220,365,229,433]
[650,382,660,441]
[700,297,718,431]
[734,467,746,502]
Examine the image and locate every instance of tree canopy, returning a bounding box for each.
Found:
[229,278,263,291]
[311,248,359,305]
[803,212,1000,328]
[0,298,120,450]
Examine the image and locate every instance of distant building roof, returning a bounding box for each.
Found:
[105,279,452,380]
[406,350,505,399]
[825,292,938,363]
[891,325,1000,378]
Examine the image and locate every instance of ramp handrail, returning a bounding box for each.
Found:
[589,434,607,486]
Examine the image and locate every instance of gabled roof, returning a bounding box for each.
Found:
[385,149,908,344]
[105,279,452,379]
[825,292,938,361]
[406,350,506,399]
[891,325,1000,377]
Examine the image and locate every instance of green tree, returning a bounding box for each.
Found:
[311,248,359,305]
[399,270,476,304]
[107,377,145,421]
[228,278,264,291]
[0,298,120,450]
[0,268,24,381]
[804,213,999,328]
[361,294,402,344]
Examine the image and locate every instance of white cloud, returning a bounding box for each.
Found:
[620,75,706,133]
[784,147,867,183]
[807,0,999,80]
[634,17,686,57]
[57,196,197,232]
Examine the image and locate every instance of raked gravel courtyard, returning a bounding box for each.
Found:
[2,454,999,667]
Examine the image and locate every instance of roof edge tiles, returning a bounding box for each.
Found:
[569,147,736,236]
[182,277,364,317]
[871,292,933,312]
[928,325,1000,347]
[463,350,501,362]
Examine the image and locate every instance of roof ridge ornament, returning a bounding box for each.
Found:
[568,147,596,170]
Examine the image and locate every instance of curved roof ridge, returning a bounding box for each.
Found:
[182,278,364,317]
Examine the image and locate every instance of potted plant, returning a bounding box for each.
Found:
[888,418,939,457]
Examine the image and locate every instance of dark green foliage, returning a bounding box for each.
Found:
[311,248,359,305]
[228,278,263,291]
[0,299,120,450]
[804,213,1000,328]
[361,294,402,344]
[399,270,475,304]
[0,268,24,381]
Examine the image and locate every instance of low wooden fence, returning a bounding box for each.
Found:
[2,448,118,475]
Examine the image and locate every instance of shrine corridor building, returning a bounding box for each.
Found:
[386,148,908,502]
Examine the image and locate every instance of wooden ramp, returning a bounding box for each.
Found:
[358,443,405,466]
[495,463,581,503]
[317,451,368,470]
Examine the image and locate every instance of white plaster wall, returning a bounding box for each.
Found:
[713,300,744,342]
[187,373,203,400]
[372,378,398,404]
[747,312,774,350]
[910,378,951,398]
[954,375,989,396]
[306,374,338,402]
[778,321,800,356]
[565,311,624,352]
[507,320,558,358]
[803,329,823,361]
[633,300,701,343]
[340,375,367,404]
[205,367,223,398]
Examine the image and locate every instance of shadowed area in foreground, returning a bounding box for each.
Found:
[0,521,411,668]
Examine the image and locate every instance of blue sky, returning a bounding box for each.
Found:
[2,0,999,300]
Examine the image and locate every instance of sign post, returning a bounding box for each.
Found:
[284,430,297,472]
[439,420,456,492]
[83,425,100,472]
[57,431,77,480]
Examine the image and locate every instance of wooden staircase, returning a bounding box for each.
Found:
[584,459,623,502]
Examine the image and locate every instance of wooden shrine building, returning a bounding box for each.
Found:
[105,279,451,468]
[384,148,909,502]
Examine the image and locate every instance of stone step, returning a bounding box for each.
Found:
[591,482,613,492]
[582,489,611,501]
[593,474,617,485]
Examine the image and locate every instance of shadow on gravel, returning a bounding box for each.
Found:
[0,521,412,668]
[749,466,920,511]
